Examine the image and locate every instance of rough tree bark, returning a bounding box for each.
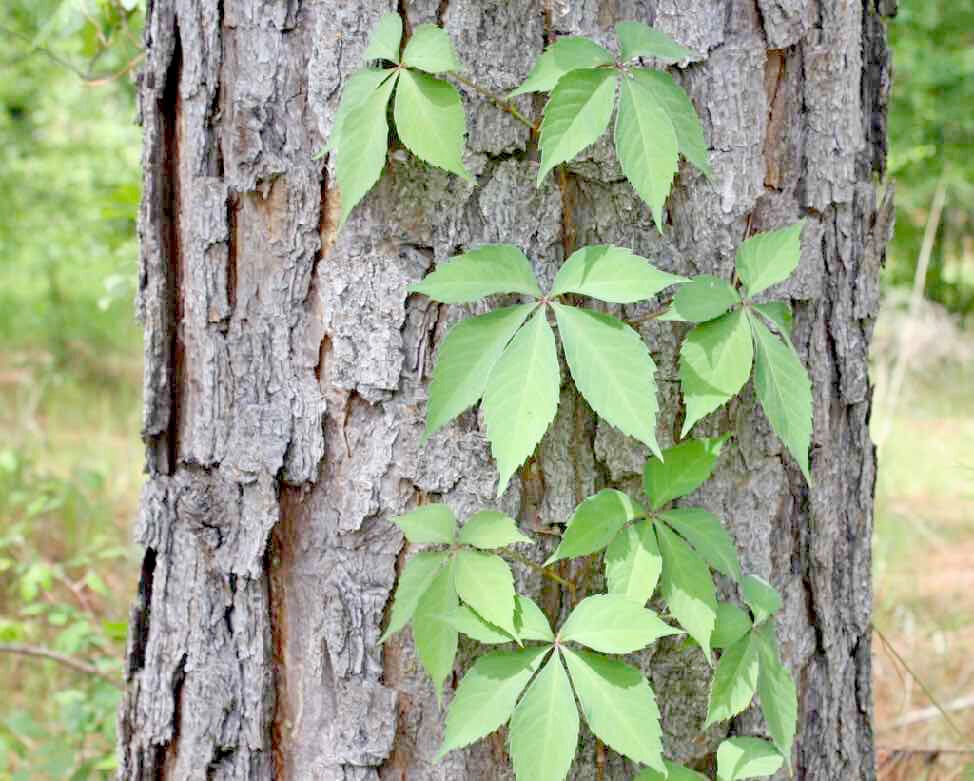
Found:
[118,0,895,778]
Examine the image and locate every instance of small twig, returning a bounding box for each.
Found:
[0,643,123,690]
[872,624,969,744]
[504,548,576,599]
[625,303,672,327]
[878,746,974,756]
[450,73,538,131]
[880,692,974,731]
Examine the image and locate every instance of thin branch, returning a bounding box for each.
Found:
[0,643,123,690]
[879,692,974,731]
[449,73,538,131]
[503,548,576,598]
[878,746,974,756]
[872,624,969,744]
[0,23,140,85]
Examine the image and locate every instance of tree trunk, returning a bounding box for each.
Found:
[118,0,895,778]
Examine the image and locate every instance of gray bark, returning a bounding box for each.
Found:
[118,0,894,778]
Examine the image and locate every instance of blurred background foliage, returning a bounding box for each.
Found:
[0,1,970,779]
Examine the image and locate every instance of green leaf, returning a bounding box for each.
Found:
[423,304,535,440]
[391,503,456,544]
[394,69,471,180]
[604,519,662,605]
[633,760,709,781]
[482,308,561,496]
[615,21,697,63]
[560,594,679,654]
[659,508,742,582]
[380,551,448,643]
[631,69,711,176]
[549,245,685,302]
[643,435,728,510]
[537,68,618,183]
[740,574,783,625]
[663,275,739,323]
[705,631,759,726]
[615,73,679,232]
[552,303,661,457]
[735,221,805,297]
[409,245,542,303]
[508,37,614,97]
[401,23,461,73]
[413,560,459,702]
[445,604,515,644]
[455,550,519,637]
[545,489,644,566]
[712,602,753,649]
[363,12,403,63]
[561,648,665,772]
[656,522,717,659]
[750,315,812,480]
[509,652,579,781]
[515,595,555,642]
[325,68,395,153]
[336,72,398,226]
[458,510,533,549]
[751,301,793,337]
[716,737,784,781]
[437,646,551,759]
[679,309,754,437]
[755,622,798,765]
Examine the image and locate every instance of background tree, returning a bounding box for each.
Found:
[117,1,894,779]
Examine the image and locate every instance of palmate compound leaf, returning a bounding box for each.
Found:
[454,549,519,637]
[705,630,759,727]
[401,23,461,73]
[643,435,728,510]
[457,510,533,549]
[509,651,579,781]
[413,559,459,703]
[755,621,798,765]
[735,221,805,297]
[615,71,679,233]
[363,11,402,63]
[552,303,662,458]
[716,737,784,781]
[390,503,456,544]
[604,519,662,605]
[658,508,742,582]
[537,68,618,184]
[549,245,685,302]
[631,68,712,177]
[662,274,739,323]
[749,313,812,480]
[509,37,614,97]
[545,489,644,566]
[482,308,561,497]
[336,72,398,226]
[409,245,542,303]
[323,68,395,155]
[615,20,698,63]
[656,521,718,659]
[437,646,552,760]
[712,602,752,650]
[633,761,709,781]
[379,550,448,643]
[559,594,679,654]
[393,68,471,180]
[740,574,783,625]
[679,308,754,437]
[561,647,666,773]
[422,304,535,441]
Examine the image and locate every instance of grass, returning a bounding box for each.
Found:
[872,306,974,780]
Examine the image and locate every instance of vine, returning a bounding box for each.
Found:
[322,12,813,781]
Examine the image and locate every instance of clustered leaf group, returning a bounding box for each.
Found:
[327,13,811,781]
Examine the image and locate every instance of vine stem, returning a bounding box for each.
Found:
[625,303,673,327]
[449,73,538,131]
[503,548,576,600]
